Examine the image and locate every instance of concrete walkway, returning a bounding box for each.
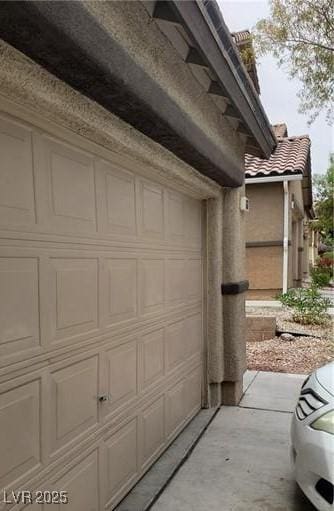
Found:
[152,371,317,511]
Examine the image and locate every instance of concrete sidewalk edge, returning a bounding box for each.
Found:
[116,407,219,511]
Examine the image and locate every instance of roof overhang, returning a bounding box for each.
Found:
[151,1,276,157]
[0,0,275,187]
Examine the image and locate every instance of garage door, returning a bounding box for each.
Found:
[0,109,203,510]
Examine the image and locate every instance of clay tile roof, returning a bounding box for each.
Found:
[231,30,251,44]
[245,135,310,178]
[272,123,288,138]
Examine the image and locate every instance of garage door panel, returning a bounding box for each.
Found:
[140,258,165,315]
[0,257,40,357]
[165,318,186,372]
[46,258,99,344]
[185,367,202,417]
[139,181,165,239]
[184,313,202,359]
[35,136,97,234]
[96,161,137,237]
[166,258,186,305]
[0,377,41,490]
[104,258,137,326]
[51,450,99,511]
[140,328,165,390]
[184,198,202,245]
[0,109,203,511]
[186,259,202,301]
[165,379,186,439]
[165,312,202,374]
[166,191,184,242]
[103,341,138,418]
[0,115,36,228]
[49,356,98,455]
[103,419,138,509]
[140,397,165,470]
[22,503,45,511]
[165,367,202,441]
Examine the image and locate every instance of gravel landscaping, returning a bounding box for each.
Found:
[246,307,334,374]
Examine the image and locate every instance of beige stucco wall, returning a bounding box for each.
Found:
[245,182,283,298]
[289,179,304,210]
[246,179,311,297]
[245,182,284,242]
[246,245,283,299]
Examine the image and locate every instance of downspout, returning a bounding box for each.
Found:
[311,230,315,266]
[283,181,289,293]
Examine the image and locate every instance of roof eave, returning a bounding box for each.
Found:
[0,0,246,187]
[179,0,276,157]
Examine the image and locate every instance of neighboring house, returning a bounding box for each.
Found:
[229,31,316,300]
[245,123,314,300]
[0,1,275,509]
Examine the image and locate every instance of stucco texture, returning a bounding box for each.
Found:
[245,179,310,297]
[222,187,247,386]
[247,245,283,294]
[245,182,283,242]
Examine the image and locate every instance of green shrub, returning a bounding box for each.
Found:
[317,256,334,280]
[310,266,332,287]
[277,287,330,325]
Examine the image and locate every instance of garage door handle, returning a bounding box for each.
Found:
[98,394,111,402]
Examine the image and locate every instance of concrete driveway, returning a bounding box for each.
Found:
[152,371,317,511]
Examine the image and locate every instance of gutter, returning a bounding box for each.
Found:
[311,230,315,266]
[198,0,276,156]
[283,181,289,294]
[245,174,303,185]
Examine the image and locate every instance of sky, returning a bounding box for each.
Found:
[218,0,334,175]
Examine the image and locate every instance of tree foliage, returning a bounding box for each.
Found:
[312,154,334,244]
[253,0,334,124]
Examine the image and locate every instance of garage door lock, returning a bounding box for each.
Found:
[98,394,112,402]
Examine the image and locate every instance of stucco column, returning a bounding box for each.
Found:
[220,186,247,405]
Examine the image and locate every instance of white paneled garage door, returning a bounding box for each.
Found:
[0,107,203,511]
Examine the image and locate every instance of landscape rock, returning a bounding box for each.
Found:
[280,333,296,342]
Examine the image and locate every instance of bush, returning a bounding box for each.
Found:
[310,267,331,287]
[317,257,334,277]
[310,265,332,287]
[277,287,330,325]
[322,251,334,260]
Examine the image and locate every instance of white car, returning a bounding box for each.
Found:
[291,361,334,510]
